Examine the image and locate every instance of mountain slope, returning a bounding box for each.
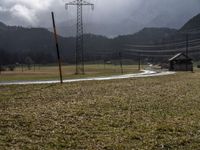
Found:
[165,13,200,43]
[49,20,143,38]
[113,27,177,46]
[180,13,200,31]
[0,23,75,64]
[3,17,199,65]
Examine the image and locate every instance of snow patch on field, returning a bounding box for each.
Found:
[0,70,175,86]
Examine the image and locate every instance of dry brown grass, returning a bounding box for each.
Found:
[0,71,200,149]
[0,64,139,82]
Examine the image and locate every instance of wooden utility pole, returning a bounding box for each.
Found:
[51,12,63,84]
[21,64,24,72]
[186,33,189,57]
[138,52,141,71]
[104,59,106,70]
[186,33,189,71]
[119,52,123,74]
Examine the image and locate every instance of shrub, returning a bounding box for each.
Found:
[0,66,6,72]
[8,65,16,71]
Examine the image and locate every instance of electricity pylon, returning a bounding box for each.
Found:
[65,0,94,74]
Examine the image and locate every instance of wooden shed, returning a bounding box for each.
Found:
[169,53,193,71]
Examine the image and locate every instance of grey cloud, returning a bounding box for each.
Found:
[0,0,56,26]
[0,0,199,36]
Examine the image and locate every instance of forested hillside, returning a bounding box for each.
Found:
[0,13,200,65]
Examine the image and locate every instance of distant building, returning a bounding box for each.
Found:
[169,53,193,71]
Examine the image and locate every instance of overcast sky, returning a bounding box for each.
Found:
[0,0,200,28]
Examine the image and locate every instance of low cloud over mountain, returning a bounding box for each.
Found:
[0,0,200,36]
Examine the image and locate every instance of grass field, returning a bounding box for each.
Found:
[0,71,200,149]
[0,64,140,82]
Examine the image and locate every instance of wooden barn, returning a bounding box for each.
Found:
[169,53,193,71]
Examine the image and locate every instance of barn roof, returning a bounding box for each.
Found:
[169,53,192,61]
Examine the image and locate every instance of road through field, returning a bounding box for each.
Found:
[0,70,175,86]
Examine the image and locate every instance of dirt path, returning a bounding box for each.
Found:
[0,70,175,86]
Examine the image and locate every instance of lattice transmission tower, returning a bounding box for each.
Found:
[65,0,94,74]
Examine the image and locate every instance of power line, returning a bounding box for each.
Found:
[124,44,200,53]
[123,52,173,58]
[123,52,200,59]
[125,38,200,49]
[179,27,200,34]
